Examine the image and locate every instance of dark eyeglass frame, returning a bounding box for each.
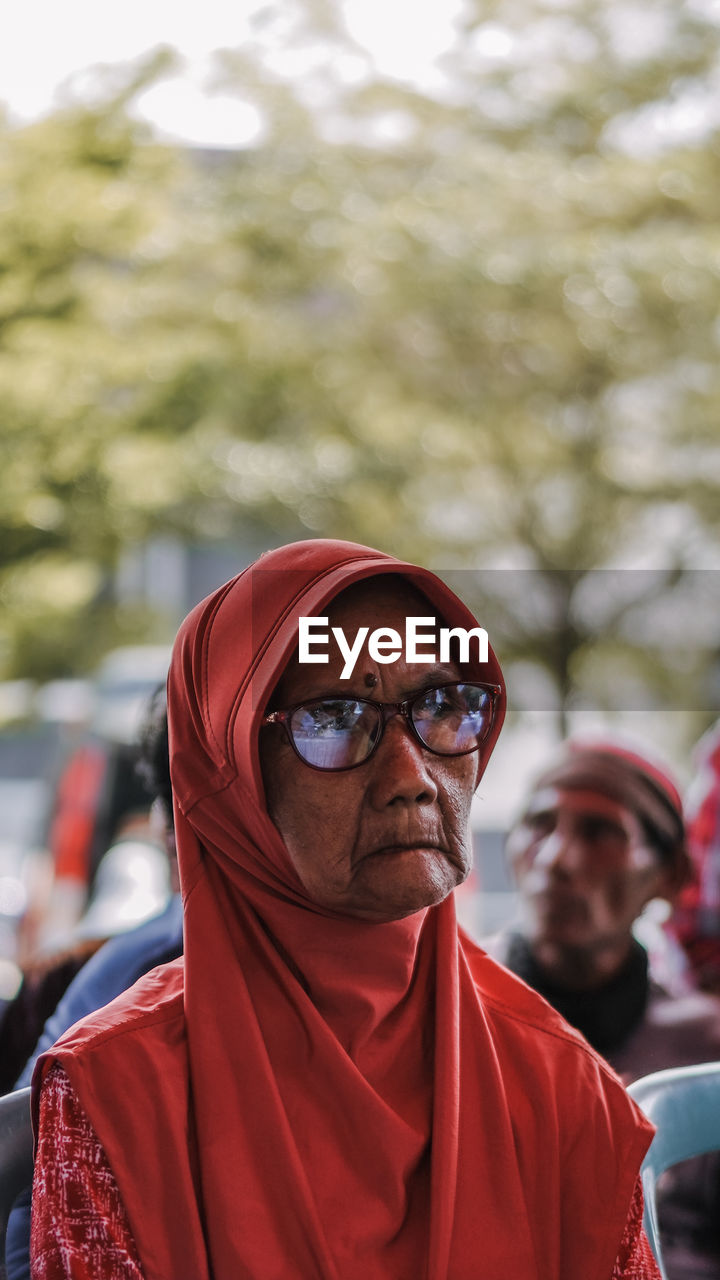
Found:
[261,681,503,773]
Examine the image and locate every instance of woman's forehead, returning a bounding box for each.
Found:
[327,575,436,621]
[269,576,440,706]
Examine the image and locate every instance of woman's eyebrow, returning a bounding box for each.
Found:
[395,665,461,697]
[287,666,464,704]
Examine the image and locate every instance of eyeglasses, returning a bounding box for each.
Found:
[262,681,501,772]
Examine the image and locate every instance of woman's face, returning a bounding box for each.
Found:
[259,579,479,923]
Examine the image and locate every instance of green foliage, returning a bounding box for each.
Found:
[1,2,719,733]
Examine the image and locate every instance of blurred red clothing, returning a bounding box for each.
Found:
[672,721,720,992]
[49,742,108,884]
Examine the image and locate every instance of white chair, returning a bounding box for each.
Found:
[0,1088,33,1280]
[628,1061,720,1280]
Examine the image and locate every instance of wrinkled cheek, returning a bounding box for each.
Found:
[325,806,369,886]
[445,808,474,880]
[443,796,475,871]
[324,837,360,890]
[442,771,474,829]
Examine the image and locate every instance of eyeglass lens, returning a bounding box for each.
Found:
[288,684,493,771]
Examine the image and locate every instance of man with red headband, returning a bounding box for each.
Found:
[484,737,720,1278]
[31,542,660,1279]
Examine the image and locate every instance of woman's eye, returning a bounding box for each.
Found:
[303,702,360,732]
[431,699,453,719]
[416,691,455,719]
[333,703,362,730]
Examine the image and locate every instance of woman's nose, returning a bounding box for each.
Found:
[369,715,439,806]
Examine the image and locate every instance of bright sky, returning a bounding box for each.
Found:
[1,0,465,146]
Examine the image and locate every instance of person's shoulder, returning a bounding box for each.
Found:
[467,931,578,1037]
[15,900,184,1090]
[462,935,654,1169]
[464,932,622,1076]
[48,956,185,1059]
[32,959,190,1182]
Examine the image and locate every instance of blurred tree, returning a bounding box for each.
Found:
[199,0,720,728]
[0,51,201,677]
[1,0,719,734]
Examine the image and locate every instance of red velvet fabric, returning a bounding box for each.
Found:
[34,539,656,1280]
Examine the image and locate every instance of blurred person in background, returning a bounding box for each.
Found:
[0,689,174,1093]
[18,648,171,960]
[670,718,720,994]
[29,734,165,955]
[4,687,181,1280]
[483,737,720,1279]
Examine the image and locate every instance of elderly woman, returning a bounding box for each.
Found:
[30,540,659,1279]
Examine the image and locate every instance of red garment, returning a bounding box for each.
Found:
[31,1065,143,1280]
[31,1064,660,1280]
[671,720,720,990]
[34,539,656,1280]
[49,741,108,883]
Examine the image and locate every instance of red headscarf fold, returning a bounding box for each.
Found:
[36,539,654,1280]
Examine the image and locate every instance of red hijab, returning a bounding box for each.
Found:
[36,539,654,1280]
